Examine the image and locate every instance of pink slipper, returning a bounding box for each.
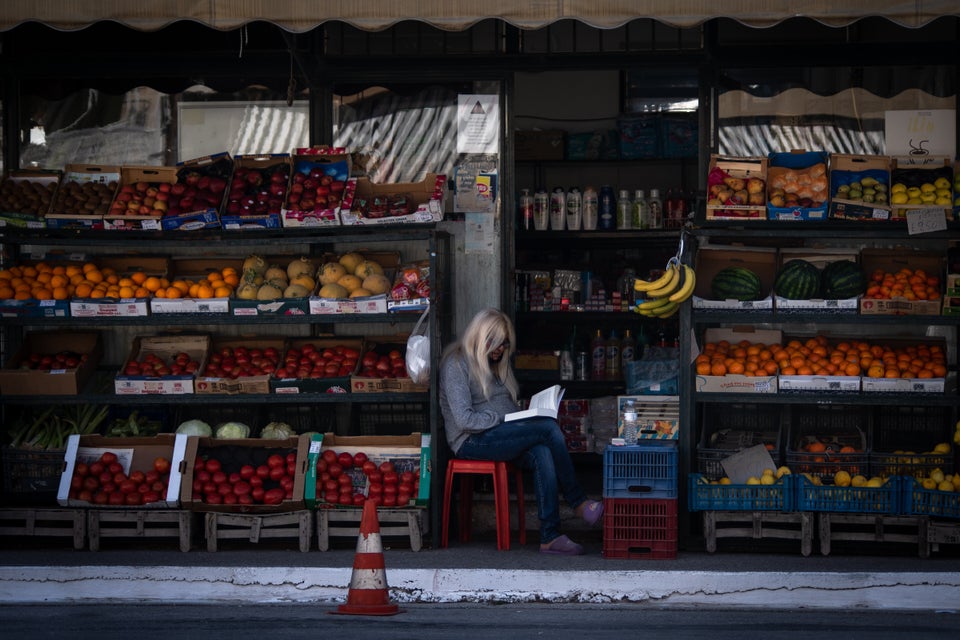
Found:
[580,500,604,527]
[540,534,585,556]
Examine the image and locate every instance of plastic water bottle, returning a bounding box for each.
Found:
[621,399,638,445]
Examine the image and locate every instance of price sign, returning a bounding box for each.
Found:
[906,207,947,235]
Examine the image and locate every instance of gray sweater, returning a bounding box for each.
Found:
[439,350,520,455]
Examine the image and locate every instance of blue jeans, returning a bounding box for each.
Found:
[456,417,587,544]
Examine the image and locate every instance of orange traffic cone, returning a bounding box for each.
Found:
[332,498,402,616]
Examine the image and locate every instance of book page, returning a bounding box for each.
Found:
[505,385,564,421]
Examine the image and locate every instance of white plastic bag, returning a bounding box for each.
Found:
[406,307,431,385]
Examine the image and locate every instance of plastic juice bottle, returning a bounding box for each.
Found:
[632,189,649,229]
[621,329,637,367]
[648,188,663,229]
[616,189,632,230]
[605,329,621,380]
[590,329,606,380]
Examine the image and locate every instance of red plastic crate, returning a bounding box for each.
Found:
[601,497,678,559]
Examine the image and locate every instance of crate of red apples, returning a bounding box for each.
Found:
[219,154,290,229]
[270,337,363,394]
[351,337,427,393]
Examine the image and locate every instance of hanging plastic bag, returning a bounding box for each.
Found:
[406,307,431,385]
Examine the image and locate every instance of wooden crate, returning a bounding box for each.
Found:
[88,509,195,552]
[316,507,426,551]
[0,508,85,549]
[818,513,929,558]
[204,510,312,552]
[702,510,814,556]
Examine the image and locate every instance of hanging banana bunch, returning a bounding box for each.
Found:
[633,236,696,319]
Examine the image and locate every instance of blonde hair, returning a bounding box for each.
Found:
[444,308,518,401]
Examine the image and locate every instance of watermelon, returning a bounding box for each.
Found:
[711,266,762,301]
[774,259,821,300]
[820,260,867,299]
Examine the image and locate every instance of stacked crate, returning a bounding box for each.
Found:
[601,443,678,559]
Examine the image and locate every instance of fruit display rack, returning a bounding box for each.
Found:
[0,224,452,544]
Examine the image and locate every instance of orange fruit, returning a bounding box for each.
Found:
[196,284,215,299]
[52,286,69,300]
[164,287,182,299]
[0,285,13,299]
[709,362,727,376]
[74,282,94,298]
[213,285,232,298]
[143,276,162,292]
[118,285,136,298]
[696,361,711,375]
[130,271,147,285]
[85,269,104,284]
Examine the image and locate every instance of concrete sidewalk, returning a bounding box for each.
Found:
[2,538,959,610]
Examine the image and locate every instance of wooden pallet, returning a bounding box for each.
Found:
[819,513,930,558]
[204,510,313,552]
[0,508,86,550]
[317,507,426,551]
[703,511,814,556]
[88,509,195,552]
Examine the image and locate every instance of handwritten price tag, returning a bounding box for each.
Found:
[906,207,947,235]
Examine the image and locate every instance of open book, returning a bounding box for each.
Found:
[505,384,565,422]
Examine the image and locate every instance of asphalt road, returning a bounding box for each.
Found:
[1,604,958,640]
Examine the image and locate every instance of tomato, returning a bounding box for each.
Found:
[383,471,399,485]
[337,473,353,487]
[237,494,254,505]
[249,476,263,488]
[141,491,161,503]
[327,462,343,479]
[222,493,238,505]
[263,488,285,505]
[227,472,241,484]
[151,480,166,493]
[119,480,137,494]
[129,470,146,485]
[217,483,234,496]
[324,491,340,504]
[362,460,378,476]
[205,493,222,505]
[338,452,354,469]
[382,494,397,507]
[108,462,123,475]
[251,486,265,503]
[367,482,383,496]
[77,489,93,502]
[353,452,369,467]
[212,471,227,485]
[196,469,211,483]
[379,461,395,474]
[100,451,119,465]
[202,482,218,495]
[93,491,109,505]
[368,494,383,507]
[138,483,150,494]
[70,476,83,491]
[286,452,297,465]
[89,461,105,476]
[83,476,99,491]
[240,464,255,480]
[353,493,366,506]
[286,462,296,477]
[269,466,286,482]
[400,471,415,484]
[108,492,125,506]
[124,492,143,505]
[267,453,285,468]
[397,490,413,505]
[204,458,221,474]
[280,476,294,492]
[339,493,354,505]
[99,471,114,484]
[74,462,89,477]
[256,464,271,480]
[154,457,172,474]
[232,480,251,496]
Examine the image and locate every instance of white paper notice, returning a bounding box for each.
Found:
[457,95,500,154]
[464,212,495,254]
[884,109,956,158]
[906,207,948,235]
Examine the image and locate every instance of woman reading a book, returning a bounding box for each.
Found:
[439,308,603,555]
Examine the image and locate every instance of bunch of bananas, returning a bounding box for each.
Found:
[633,258,696,318]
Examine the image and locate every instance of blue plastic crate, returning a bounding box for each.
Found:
[603,443,678,498]
[900,477,960,519]
[794,474,900,514]
[687,473,794,512]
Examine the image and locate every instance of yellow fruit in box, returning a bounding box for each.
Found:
[936,188,952,199]
[920,183,936,194]
[318,261,347,285]
[353,260,384,279]
[775,465,792,479]
[932,442,951,454]
[906,186,922,199]
[851,474,867,487]
[891,192,909,205]
[866,477,884,488]
[338,252,365,274]
[762,468,775,477]
[935,196,952,206]
[930,468,945,484]
[336,273,363,293]
[934,176,951,190]
[318,283,348,299]
[719,477,731,485]
[937,480,954,492]
[746,476,761,485]
[891,183,907,194]
[348,287,372,298]
[834,470,852,487]
[760,474,776,485]
[362,273,391,295]
[921,477,938,490]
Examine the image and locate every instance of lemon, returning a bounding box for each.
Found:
[851,474,867,487]
[891,192,909,205]
[920,182,936,194]
[891,183,907,194]
[760,474,776,485]
[921,192,937,203]
[746,476,761,485]
[934,176,951,190]
[776,465,792,479]
[935,197,952,206]
[922,477,938,490]
[762,468,775,477]
[931,468,945,484]
[936,188,952,199]
[907,197,923,205]
[719,477,731,485]
[937,480,954,492]
[932,442,951,454]
[906,187,922,198]
[834,470,852,487]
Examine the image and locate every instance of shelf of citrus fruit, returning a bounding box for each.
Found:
[696,334,946,381]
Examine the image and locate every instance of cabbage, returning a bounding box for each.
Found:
[176,419,212,437]
[260,421,295,440]
[215,421,251,439]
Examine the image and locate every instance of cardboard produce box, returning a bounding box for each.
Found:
[163,152,234,230]
[195,336,285,394]
[773,247,862,314]
[69,255,169,318]
[304,432,430,509]
[103,165,180,230]
[858,248,944,315]
[57,433,188,508]
[271,337,363,394]
[695,327,781,394]
[45,164,120,229]
[114,334,209,395]
[705,155,768,221]
[179,435,308,513]
[0,330,102,395]
[350,335,429,393]
[0,170,60,228]
[309,250,399,315]
[860,336,947,394]
[692,245,776,310]
[828,154,893,221]
[149,257,242,314]
[219,154,289,229]
[890,156,954,221]
[766,150,829,221]
[339,173,446,225]
[281,146,349,227]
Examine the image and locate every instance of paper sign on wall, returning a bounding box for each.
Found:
[884,109,956,158]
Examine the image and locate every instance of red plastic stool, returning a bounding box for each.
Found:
[441,459,526,550]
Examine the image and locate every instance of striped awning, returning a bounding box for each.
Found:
[1,0,957,33]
